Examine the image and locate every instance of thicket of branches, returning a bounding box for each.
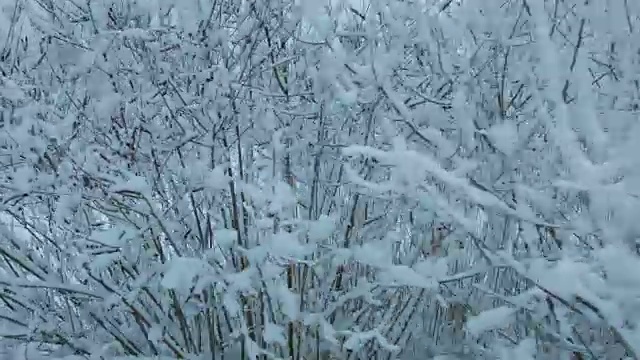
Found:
[0,0,639,359]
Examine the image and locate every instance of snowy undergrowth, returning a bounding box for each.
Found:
[0,0,638,359]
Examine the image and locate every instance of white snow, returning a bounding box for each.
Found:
[484,121,519,156]
[466,306,515,336]
[161,257,213,293]
[308,214,336,242]
[108,175,150,195]
[207,165,230,190]
[214,228,237,249]
[147,324,163,344]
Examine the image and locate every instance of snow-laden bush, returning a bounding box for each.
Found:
[0,0,639,359]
